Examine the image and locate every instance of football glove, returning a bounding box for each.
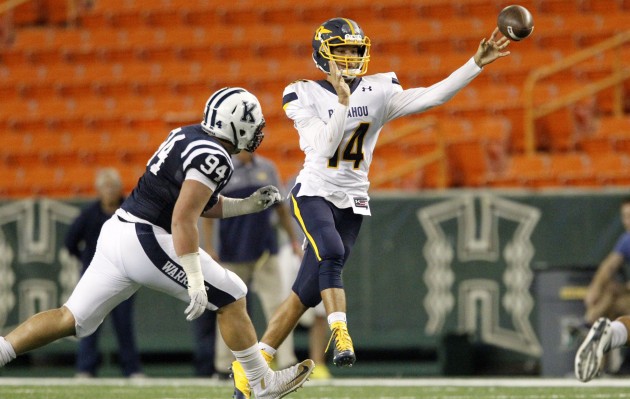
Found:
[185,287,208,321]
[222,185,282,218]
[180,252,208,321]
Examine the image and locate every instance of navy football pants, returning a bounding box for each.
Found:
[289,185,363,308]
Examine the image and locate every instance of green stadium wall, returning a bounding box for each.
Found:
[0,189,627,374]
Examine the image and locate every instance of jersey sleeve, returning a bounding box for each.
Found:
[282,82,348,158]
[181,140,233,192]
[384,57,482,122]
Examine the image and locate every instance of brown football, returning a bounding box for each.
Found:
[497,5,534,41]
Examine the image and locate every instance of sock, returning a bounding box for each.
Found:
[327,312,346,326]
[610,321,628,350]
[232,344,268,385]
[0,337,16,367]
[259,343,276,363]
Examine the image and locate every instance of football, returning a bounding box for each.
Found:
[497,5,534,41]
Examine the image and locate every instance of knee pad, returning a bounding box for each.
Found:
[293,272,322,308]
[213,268,248,309]
[318,258,344,290]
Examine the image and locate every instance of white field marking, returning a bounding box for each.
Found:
[2,378,630,388]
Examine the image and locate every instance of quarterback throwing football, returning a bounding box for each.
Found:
[231,17,510,399]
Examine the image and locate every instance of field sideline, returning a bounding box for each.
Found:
[2,377,630,398]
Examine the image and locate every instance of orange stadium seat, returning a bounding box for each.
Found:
[18,165,67,197]
[581,0,623,13]
[416,1,457,18]
[486,153,552,188]
[446,138,489,187]
[0,133,36,165]
[596,116,630,135]
[11,1,44,26]
[537,0,581,14]
[144,7,186,27]
[338,1,382,22]
[577,134,614,155]
[377,0,422,20]
[455,0,500,18]
[549,152,592,185]
[590,152,630,185]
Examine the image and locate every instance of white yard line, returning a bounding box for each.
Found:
[0,377,629,388]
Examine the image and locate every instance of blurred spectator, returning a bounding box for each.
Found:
[190,219,218,378]
[584,197,630,325]
[583,197,630,374]
[64,168,144,378]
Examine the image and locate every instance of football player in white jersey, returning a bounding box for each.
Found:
[231,17,510,399]
[0,87,314,399]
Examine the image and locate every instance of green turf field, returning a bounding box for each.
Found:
[1,378,630,399]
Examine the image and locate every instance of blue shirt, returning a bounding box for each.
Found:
[65,198,124,273]
[218,155,282,262]
[614,232,630,262]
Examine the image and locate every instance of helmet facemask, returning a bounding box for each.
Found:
[318,38,371,78]
[241,119,265,153]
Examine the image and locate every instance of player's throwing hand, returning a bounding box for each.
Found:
[473,28,511,68]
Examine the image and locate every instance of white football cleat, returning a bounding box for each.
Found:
[252,359,315,399]
[575,317,612,382]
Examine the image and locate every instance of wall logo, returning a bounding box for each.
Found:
[0,199,80,333]
[417,193,542,356]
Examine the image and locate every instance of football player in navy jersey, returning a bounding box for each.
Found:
[0,87,314,399]
[231,18,510,399]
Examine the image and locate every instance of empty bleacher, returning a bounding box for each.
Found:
[2,0,630,197]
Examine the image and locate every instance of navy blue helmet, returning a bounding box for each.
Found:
[312,18,371,78]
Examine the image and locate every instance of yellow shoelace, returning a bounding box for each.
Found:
[325,321,353,353]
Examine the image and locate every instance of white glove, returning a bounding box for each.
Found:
[222,185,282,218]
[252,185,283,209]
[180,252,208,321]
[185,287,208,321]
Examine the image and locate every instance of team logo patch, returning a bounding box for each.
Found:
[354,197,368,208]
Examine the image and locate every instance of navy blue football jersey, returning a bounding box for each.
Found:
[121,124,233,232]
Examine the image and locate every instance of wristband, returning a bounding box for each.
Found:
[222,197,256,218]
[179,252,204,290]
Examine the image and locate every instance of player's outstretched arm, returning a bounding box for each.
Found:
[220,185,282,218]
[473,28,510,68]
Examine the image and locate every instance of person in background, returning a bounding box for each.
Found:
[195,150,303,377]
[576,197,630,379]
[575,316,630,382]
[190,219,218,378]
[64,167,144,378]
[584,197,630,325]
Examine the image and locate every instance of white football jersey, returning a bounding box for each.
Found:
[282,57,482,214]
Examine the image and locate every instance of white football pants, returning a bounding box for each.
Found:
[65,215,247,338]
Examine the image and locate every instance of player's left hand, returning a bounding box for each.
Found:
[185,287,208,321]
[251,185,282,210]
[473,28,510,67]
